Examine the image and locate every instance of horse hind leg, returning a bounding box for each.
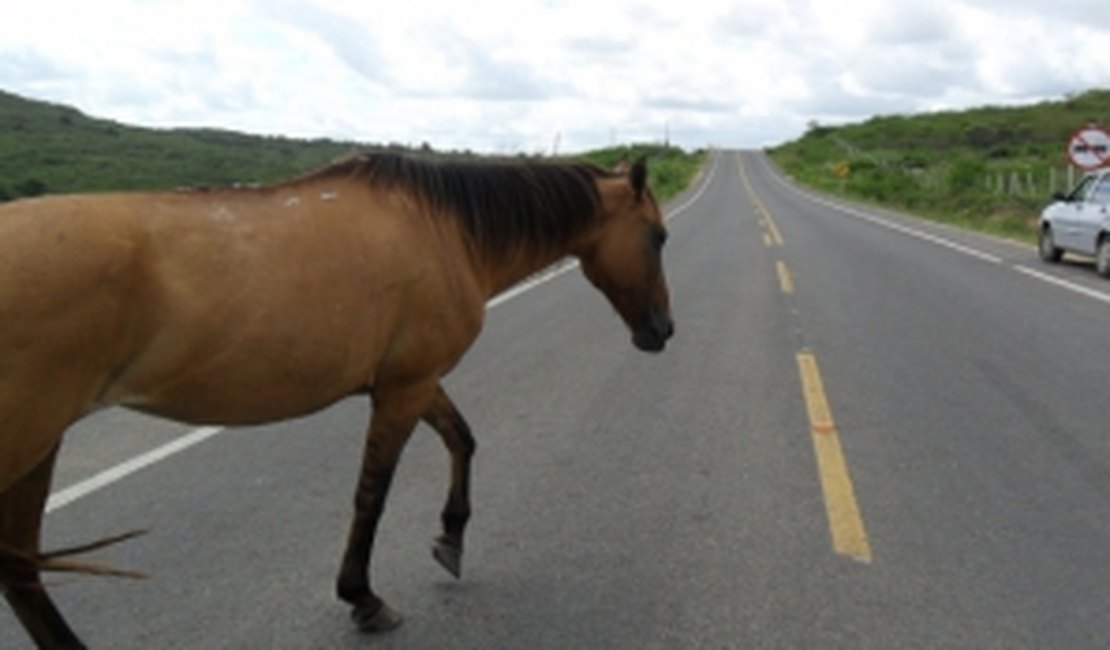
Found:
[337,380,439,633]
[423,385,476,580]
[0,444,88,650]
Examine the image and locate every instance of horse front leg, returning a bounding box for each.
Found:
[423,385,476,579]
[336,380,435,633]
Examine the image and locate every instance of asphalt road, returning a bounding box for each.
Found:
[3,151,1109,649]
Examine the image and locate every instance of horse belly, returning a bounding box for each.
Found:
[104,310,386,425]
[120,377,364,426]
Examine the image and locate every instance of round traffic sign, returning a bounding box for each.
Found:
[1066,125,1110,170]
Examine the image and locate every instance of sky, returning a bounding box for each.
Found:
[2,0,1110,154]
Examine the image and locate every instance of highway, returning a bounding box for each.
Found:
[3,151,1109,648]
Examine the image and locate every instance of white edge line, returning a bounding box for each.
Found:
[47,426,224,513]
[48,154,723,513]
[838,202,1003,265]
[1013,265,1110,305]
[799,188,1003,264]
[758,156,1002,265]
[755,154,1110,309]
[485,260,581,310]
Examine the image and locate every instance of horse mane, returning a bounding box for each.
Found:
[306,152,613,256]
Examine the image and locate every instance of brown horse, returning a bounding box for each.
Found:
[0,151,673,648]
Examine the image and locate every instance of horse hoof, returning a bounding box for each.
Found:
[432,537,463,579]
[352,601,404,634]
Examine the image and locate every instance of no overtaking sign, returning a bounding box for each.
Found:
[1066,125,1110,170]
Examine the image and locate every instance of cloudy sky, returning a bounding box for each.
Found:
[2,0,1110,153]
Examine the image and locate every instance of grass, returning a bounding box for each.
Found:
[767,89,1110,243]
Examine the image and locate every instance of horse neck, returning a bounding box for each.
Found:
[479,245,578,299]
[474,200,612,299]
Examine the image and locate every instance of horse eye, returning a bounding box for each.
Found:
[650,227,668,250]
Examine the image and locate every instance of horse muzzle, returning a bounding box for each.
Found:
[632,308,674,353]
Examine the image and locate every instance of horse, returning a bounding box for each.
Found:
[0,151,674,648]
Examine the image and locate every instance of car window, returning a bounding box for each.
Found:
[1092,176,1110,204]
[1069,174,1098,201]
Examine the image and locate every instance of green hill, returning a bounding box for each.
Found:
[0,89,702,203]
[0,89,362,199]
[768,89,1110,240]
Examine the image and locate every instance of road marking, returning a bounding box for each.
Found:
[832,202,1002,264]
[763,233,773,248]
[756,155,1001,264]
[738,153,784,245]
[1013,265,1110,305]
[665,156,719,222]
[758,154,1110,311]
[737,152,872,562]
[752,154,1110,312]
[796,352,872,563]
[777,261,794,294]
[763,213,785,247]
[45,153,727,514]
[47,426,224,513]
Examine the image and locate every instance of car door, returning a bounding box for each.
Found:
[1053,173,1098,251]
[1077,173,1110,254]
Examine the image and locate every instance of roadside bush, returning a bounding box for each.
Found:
[946,158,986,194]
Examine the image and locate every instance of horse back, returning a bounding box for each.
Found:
[2,182,486,427]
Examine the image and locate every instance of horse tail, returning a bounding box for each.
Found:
[0,530,148,582]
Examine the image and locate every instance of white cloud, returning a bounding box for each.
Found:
[1,0,1109,152]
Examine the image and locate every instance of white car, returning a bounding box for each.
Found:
[1039,168,1110,276]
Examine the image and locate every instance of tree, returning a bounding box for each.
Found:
[16,179,46,197]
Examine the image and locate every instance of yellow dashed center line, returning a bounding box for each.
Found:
[762,212,785,247]
[739,156,784,246]
[776,261,794,294]
[796,352,873,563]
[740,152,873,564]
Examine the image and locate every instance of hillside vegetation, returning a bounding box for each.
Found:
[0,89,703,203]
[768,89,1110,241]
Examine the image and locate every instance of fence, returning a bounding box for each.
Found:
[982,166,1087,198]
[831,135,1107,200]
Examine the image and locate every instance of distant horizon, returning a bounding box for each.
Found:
[4,2,1108,153]
[7,85,1109,158]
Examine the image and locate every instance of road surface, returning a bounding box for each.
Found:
[3,151,1109,649]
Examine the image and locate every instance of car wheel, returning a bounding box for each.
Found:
[1097,237,1110,278]
[1039,226,1063,263]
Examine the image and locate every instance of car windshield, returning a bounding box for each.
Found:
[1091,176,1110,204]
[1068,174,1098,201]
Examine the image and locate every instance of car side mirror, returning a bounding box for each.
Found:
[1052,191,1068,202]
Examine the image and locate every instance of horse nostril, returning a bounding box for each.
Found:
[652,309,673,339]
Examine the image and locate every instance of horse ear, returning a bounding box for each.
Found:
[630,155,648,200]
[613,156,630,174]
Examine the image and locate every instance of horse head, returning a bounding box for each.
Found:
[577,156,674,353]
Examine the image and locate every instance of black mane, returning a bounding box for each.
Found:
[311,152,611,256]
